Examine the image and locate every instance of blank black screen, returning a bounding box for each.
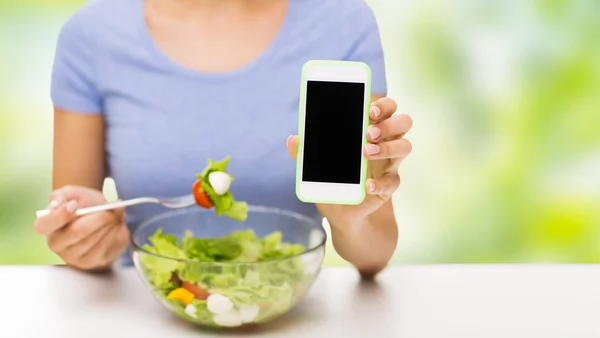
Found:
[302,80,365,184]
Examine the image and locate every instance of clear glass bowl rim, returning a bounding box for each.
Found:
[130,205,328,265]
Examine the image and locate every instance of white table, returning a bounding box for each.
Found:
[3,265,599,338]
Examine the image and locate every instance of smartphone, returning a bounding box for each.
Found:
[295,60,371,205]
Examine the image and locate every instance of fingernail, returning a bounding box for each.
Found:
[47,200,60,210]
[371,105,381,118]
[368,126,381,140]
[365,144,380,155]
[367,182,376,193]
[54,193,64,204]
[286,135,292,147]
[66,200,78,213]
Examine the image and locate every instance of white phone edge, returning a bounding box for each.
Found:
[295,60,371,205]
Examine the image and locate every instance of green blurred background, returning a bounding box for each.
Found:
[0,0,599,265]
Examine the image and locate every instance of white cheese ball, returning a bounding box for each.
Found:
[213,309,243,327]
[239,305,260,323]
[208,171,232,195]
[207,294,234,314]
[184,304,197,319]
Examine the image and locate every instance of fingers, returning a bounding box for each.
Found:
[367,174,400,197]
[77,223,128,270]
[46,211,117,252]
[364,137,412,161]
[111,203,126,220]
[35,185,126,271]
[60,222,115,262]
[367,114,413,142]
[370,97,398,122]
[286,135,298,160]
[44,206,126,271]
[34,200,79,235]
[73,229,116,270]
[49,185,107,209]
[36,186,111,235]
[108,223,131,261]
[49,185,85,205]
[56,213,128,271]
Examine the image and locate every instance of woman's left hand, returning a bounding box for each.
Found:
[286,97,413,224]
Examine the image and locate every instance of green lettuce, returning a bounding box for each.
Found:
[196,156,248,222]
[139,228,313,324]
[191,299,214,324]
[260,231,305,260]
[140,229,186,288]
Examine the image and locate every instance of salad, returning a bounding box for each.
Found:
[139,228,315,327]
[192,156,248,222]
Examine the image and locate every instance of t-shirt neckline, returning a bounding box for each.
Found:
[135,0,295,81]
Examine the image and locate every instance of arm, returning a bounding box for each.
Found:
[42,108,127,273]
[319,1,400,278]
[50,6,105,191]
[48,108,128,273]
[37,5,129,272]
[320,201,397,278]
[53,109,106,191]
[319,94,399,278]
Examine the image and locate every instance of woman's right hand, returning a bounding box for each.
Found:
[34,185,130,271]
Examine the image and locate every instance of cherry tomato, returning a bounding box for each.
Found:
[182,281,210,300]
[192,179,213,208]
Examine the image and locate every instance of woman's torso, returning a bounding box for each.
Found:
[57,0,386,232]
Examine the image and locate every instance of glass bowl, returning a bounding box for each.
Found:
[131,205,327,328]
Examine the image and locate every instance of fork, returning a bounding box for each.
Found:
[35,194,197,218]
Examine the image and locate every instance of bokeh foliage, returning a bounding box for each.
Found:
[0,0,598,264]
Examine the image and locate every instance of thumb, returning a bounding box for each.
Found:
[50,185,107,208]
[111,199,126,224]
[286,135,298,160]
[50,185,88,205]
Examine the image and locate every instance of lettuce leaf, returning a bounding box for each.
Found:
[140,228,311,324]
[196,156,248,222]
[260,231,305,260]
[191,299,214,324]
[140,229,186,288]
[222,201,248,222]
[181,229,242,262]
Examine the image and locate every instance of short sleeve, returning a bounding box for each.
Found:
[344,1,388,96]
[50,10,102,114]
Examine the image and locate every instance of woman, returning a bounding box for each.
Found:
[34,0,413,278]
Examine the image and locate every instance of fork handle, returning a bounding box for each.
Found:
[35,197,158,218]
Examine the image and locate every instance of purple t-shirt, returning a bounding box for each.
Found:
[51,0,387,263]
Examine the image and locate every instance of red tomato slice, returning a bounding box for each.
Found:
[192,179,213,208]
[182,281,210,300]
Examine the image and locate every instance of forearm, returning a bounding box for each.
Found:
[320,201,398,278]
